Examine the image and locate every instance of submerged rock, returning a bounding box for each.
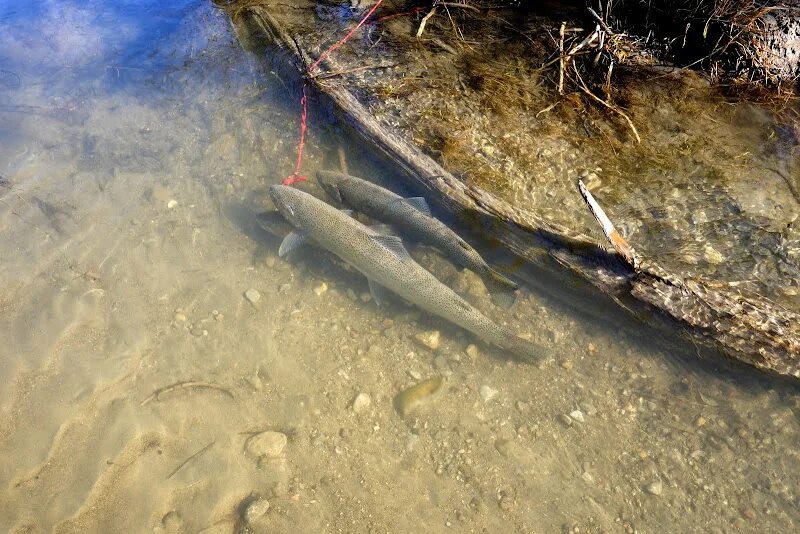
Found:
[394,377,442,416]
[314,282,328,296]
[645,479,663,496]
[569,409,586,423]
[351,392,371,413]
[479,385,498,403]
[244,498,270,523]
[246,431,287,458]
[414,330,441,350]
[244,288,261,304]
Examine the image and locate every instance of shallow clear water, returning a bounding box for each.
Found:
[0,1,798,532]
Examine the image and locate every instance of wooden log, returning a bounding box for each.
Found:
[231,5,800,380]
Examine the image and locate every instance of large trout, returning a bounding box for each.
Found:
[316,171,518,298]
[269,184,541,362]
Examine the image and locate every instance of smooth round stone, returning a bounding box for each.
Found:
[352,392,371,413]
[245,288,261,303]
[246,431,287,458]
[245,498,270,523]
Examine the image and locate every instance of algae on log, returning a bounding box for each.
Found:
[230,5,800,380]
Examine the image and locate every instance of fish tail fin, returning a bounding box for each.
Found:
[502,333,545,364]
[484,269,518,309]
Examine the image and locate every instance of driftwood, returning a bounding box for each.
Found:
[230,5,800,380]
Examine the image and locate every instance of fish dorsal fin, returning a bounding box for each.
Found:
[368,223,395,235]
[399,196,432,216]
[370,234,411,261]
[278,230,308,257]
[367,279,389,306]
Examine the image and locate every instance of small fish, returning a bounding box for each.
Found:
[269,184,542,362]
[317,171,518,303]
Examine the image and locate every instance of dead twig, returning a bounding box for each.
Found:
[311,63,398,80]
[141,381,234,406]
[431,37,458,55]
[577,179,638,268]
[166,440,215,479]
[416,6,437,38]
[558,22,566,95]
[572,63,641,143]
[439,2,480,13]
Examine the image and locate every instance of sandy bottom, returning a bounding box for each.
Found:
[0,1,798,532]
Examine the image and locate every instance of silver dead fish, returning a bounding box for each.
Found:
[316,171,518,297]
[268,184,541,362]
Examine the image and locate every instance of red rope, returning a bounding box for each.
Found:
[282,85,308,185]
[282,0,385,186]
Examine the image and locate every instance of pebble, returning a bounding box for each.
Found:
[741,507,756,520]
[494,438,512,457]
[704,244,725,264]
[314,282,328,296]
[695,415,707,428]
[352,392,371,413]
[247,375,263,391]
[561,360,573,370]
[479,385,498,403]
[246,431,287,458]
[245,288,261,304]
[569,409,585,423]
[579,402,597,416]
[167,199,177,209]
[559,414,574,427]
[415,330,441,350]
[645,479,663,496]
[173,312,187,322]
[244,498,270,523]
[465,344,480,359]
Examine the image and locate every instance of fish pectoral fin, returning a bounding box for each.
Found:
[367,223,396,236]
[278,230,308,257]
[403,196,432,216]
[367,278,389,306]
[340,209,354,217]
[370,234,412,261]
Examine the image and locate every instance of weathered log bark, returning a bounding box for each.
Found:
[231,5,800,379]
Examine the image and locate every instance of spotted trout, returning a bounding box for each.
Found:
[317,171,518,297]
[269,184,542,362]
